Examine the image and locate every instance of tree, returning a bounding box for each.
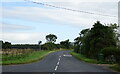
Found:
[41,42,57,50]
[86,21,117,58]
[46,34,57,43]
[74,29,89,53]
[74,21,118,59]
[38,41,42,50]
[3,41,11,49]
[60,39,70,49]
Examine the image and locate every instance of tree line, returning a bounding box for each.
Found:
[74,21,120,64]
[1,34,73,50]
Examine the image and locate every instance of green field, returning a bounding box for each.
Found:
[2,49,59,65]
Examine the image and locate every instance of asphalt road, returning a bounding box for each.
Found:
[2,50,118,74]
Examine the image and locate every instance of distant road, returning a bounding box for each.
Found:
[2,51,118,74]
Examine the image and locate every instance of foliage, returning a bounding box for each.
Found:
[101,47,120,63]
[11,44,39,49]
[70,52,99,64]
[1,41,12,49]
[60,39,71,49]
[109,64,120,72]
[46,34,57,43]
[74,21,118,59]
[2,50,53,65]
[41,42,58,50]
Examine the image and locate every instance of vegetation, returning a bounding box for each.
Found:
[46,34,57,43]
[2,49,59,65]
[74,21,119,60]
[41,42,59,50]
[70,52,99,64]
[1,41,12,49]
[109,64,120,72]
[60,39,71,49]
[72,21,120,72]
[12,44,39,49]
[101,47,120,64]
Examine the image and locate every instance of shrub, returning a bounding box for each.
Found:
[41,42,57,50]
[101,47,120,63]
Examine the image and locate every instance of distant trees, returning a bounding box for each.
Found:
[1,41,11,49]
[41,34,58,50]
[38,41,42,50]
[11,44,39,49]
[46,34,57,43]
[60,39,70,49]
[74,21,119,60]
[41,42,58,50]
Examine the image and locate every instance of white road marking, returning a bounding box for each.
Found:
[54,56,62,71]
[63,55,72,57]
[57,62,60,65]
[59,58,61,61]
[54,66,58,71]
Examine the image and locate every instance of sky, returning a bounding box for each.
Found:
[0,0,119,44]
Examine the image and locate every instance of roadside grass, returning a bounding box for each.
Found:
[109,64,120,72]
[2,49,61,65]
[70,52,107,64]
[70,51,120,72]
[70,52,98,64]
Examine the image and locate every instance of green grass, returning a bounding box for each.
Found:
[2,50,59,65]
[109,64,120,72]
[70,52,103,64]
[71,51,120,72]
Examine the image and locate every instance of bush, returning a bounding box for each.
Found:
[101,47,120,63]
[41,42,57,50]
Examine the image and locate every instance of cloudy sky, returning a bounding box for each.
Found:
[0,0,119,44]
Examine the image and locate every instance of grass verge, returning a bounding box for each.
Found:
[70,51,120,72]
[2,50,60,65]
[70,52,99,64]
[109,64,120,72]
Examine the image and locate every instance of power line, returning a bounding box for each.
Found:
[24,0,117,18]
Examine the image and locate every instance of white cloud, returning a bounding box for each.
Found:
[2,2,118,29]
[1,0,120,2]
[0,32,49,44]
[0,23,34,32]
[0,2,118,44]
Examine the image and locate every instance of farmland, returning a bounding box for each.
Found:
[2,49,57,65]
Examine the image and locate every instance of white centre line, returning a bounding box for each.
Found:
[59,58,61,61]
[54,66,58,71]
[57,62,60,65]
[54,56,62,71]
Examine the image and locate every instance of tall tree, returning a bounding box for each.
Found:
[46,34,57,43]
[75,21,118,59]
[60,39,70,49]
